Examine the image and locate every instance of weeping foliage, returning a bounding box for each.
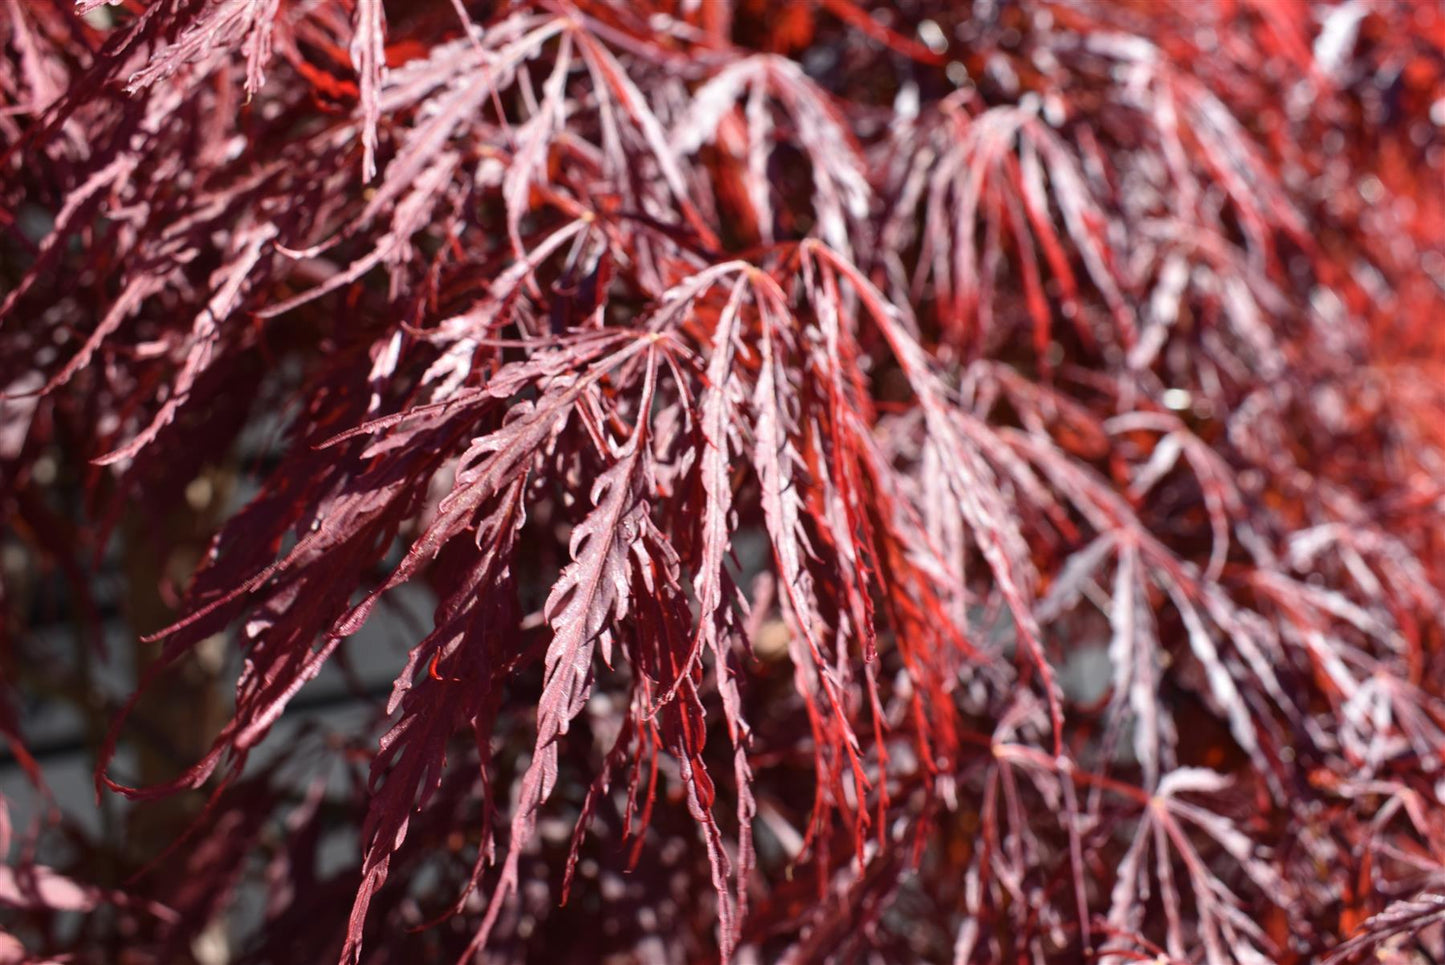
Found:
[1,0,1443,963]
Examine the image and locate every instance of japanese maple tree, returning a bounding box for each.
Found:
[1,0,1443,963]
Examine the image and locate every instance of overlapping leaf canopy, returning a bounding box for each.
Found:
[1,1,1443,962]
